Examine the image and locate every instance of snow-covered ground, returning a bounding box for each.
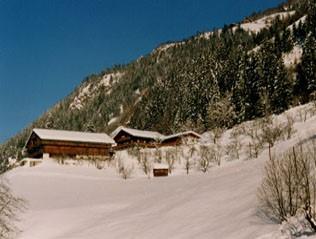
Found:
[6,103,316,239]
[239,11,295,34]
[69,71,124,111]
[7,157,276,239]
[283,45,303,68]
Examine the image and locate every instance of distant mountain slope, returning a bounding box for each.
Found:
[1,0,315,171]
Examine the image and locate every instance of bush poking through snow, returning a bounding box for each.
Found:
[298,107,309,122]
[165,149,176,174]
[214,143,222,166]
[198,145,213,173]
[242,121,263,159]
[227,127,243,160]
[154,142,162,163]
[210,128,223,144]
[0,179,25,239]
[260,117,284,148]
[310,93,316,117]
[258,143,316,232]
[116,156,134,180]
[127,146,141,158]
[284,114,296,140]
[139,151,153,178]
[182,145,196,175]
[280,209,314,238]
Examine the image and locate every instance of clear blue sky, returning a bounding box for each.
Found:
[0,0,285,143]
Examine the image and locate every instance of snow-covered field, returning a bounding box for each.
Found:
[6,103,316,239]
[7,158,276,239]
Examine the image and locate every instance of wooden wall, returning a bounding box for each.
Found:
[113,130,158,150]
[26,133,113,158]
[161,134,200,147]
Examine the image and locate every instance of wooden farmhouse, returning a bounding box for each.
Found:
[111,126,164,150]
[161,131,201,146]
[24,128,115,159]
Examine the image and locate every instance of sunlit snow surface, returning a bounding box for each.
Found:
[7,103,316,239]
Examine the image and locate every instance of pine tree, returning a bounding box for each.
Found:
[243,52,263,119]
[296,35,316,103]
[306,0,316,37]
[231,48,247,123]
[270,58,292,113]
[258,41,292,114]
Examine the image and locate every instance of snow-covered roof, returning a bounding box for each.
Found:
[30,128,115,145]
[153,163,169,169]
[111,126,164,140]
[162,131,201,142]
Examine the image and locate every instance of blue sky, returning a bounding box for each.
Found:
[0,0,285,143]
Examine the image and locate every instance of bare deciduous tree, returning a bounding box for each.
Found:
[211,128,223,144]
[116,156,134,180]
[0,179,25,239]
[298,107,309,122]
[258,143,316,232]
[165,149,176,174]
[242,121,263,159]
[310,93,316,117]
[182,144,196,175]
[227,127,242,160]
[154,138,162,163]
[284,113,296,140]
[139,151,152,178]
[261,117,284,148]
[214,142,222,166]
[198,145,213,173]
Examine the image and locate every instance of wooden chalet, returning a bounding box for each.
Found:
[111,126,164,150]
[161,131,201,146]
[24,128,115,158]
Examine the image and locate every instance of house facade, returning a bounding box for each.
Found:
[111,126,201,150]
[111,126,164,150]
[161,131,201,146]
[24,128,115,158]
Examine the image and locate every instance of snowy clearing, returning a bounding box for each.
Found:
[238,11,295,34]
[283,45,303,68]
[69,72,123,111]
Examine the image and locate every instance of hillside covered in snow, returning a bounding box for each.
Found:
[6,102,316,239]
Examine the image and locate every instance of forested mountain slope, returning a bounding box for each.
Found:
[1,0,315,171]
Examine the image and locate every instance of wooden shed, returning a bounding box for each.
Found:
[111,126,164,150]
[24,128,115,159]
[153,163,169,177]
[161,131,201,147]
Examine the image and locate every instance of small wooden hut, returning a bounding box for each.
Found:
[111,126,164,150]
[24,128,115,158]
[153,163,169,177]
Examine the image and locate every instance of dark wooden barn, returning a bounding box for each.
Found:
[111,126,164,150]
[24,128,115,158]
[161,131,201,147]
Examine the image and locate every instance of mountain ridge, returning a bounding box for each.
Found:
[1,0,315,171]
